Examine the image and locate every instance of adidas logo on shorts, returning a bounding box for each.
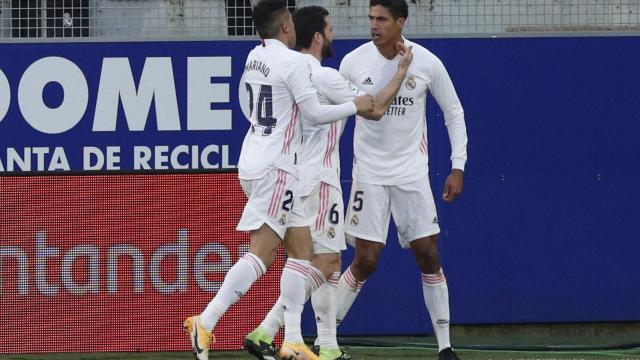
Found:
[361,77,374,86]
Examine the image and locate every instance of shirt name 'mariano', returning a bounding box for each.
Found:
[245,60,270,77]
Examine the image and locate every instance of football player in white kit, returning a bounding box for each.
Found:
[243,5,414,360]
[182,1,377,359]
[336,1,468,360]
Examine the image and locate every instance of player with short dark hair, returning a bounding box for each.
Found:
[336,1,468,360]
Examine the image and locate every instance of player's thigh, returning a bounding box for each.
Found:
[248,224,282,266]
[307,182,346,255]
[237,169,297,240]
[283,226,314,260]
[344,180,391,245]
[389,176,440,249]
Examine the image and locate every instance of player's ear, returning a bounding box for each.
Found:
[396,17,406,29]
[313,32,322,45]
[281,20,290,33]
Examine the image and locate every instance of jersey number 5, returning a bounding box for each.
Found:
[352,190,364,212]
[246,83,277,135]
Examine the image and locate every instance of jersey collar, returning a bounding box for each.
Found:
[262,38,289,49]
[302,53,321,68]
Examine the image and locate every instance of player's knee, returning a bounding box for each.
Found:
[411,236,441,273]
[259,249,277,268]
[419,259,441,274]
[312,253,341,279]
[352,255,378,279]
[422,245,439,263]
[353,239,383,279]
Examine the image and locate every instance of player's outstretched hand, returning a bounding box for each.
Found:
[354,94,375,114]
[443,169,464,202]
[396,42,413,71]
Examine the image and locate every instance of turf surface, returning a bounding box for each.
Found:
[4,347,640,360]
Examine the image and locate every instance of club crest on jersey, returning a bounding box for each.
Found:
[350,215,359,226]
[327,227,336,239]
[405,75,416,90]
[347,81,358,93]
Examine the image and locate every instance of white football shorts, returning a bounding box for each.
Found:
[290,181,346,254]
[236,169,300,240]
[344,176,440,249]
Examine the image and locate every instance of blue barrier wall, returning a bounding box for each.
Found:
[1,37,639,336]
[323,36,640,335]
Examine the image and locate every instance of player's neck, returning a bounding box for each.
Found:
[376,36,403,59]
[300,48,322,62]
[274,33,292,48]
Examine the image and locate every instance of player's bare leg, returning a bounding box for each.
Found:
[410,235,459,360]
[350,239,384,280]
[410,235,441,273]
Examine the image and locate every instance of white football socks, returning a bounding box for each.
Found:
[335,266,365,326]
[200,252,266,331]
[312,271,340,349]
[280,258,312,343]
[259,264,325,340]
[422,268,451,351]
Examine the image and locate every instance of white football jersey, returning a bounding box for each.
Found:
[298,54,358,196]
[239,39,357,180]
[340,38,467,185]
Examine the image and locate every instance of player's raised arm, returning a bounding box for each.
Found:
[287,54,375,125]
[358,42,413,120]
[297,92,375,125]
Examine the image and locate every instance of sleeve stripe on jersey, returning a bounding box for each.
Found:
[268,169,287,218]
[282,103,299,154]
